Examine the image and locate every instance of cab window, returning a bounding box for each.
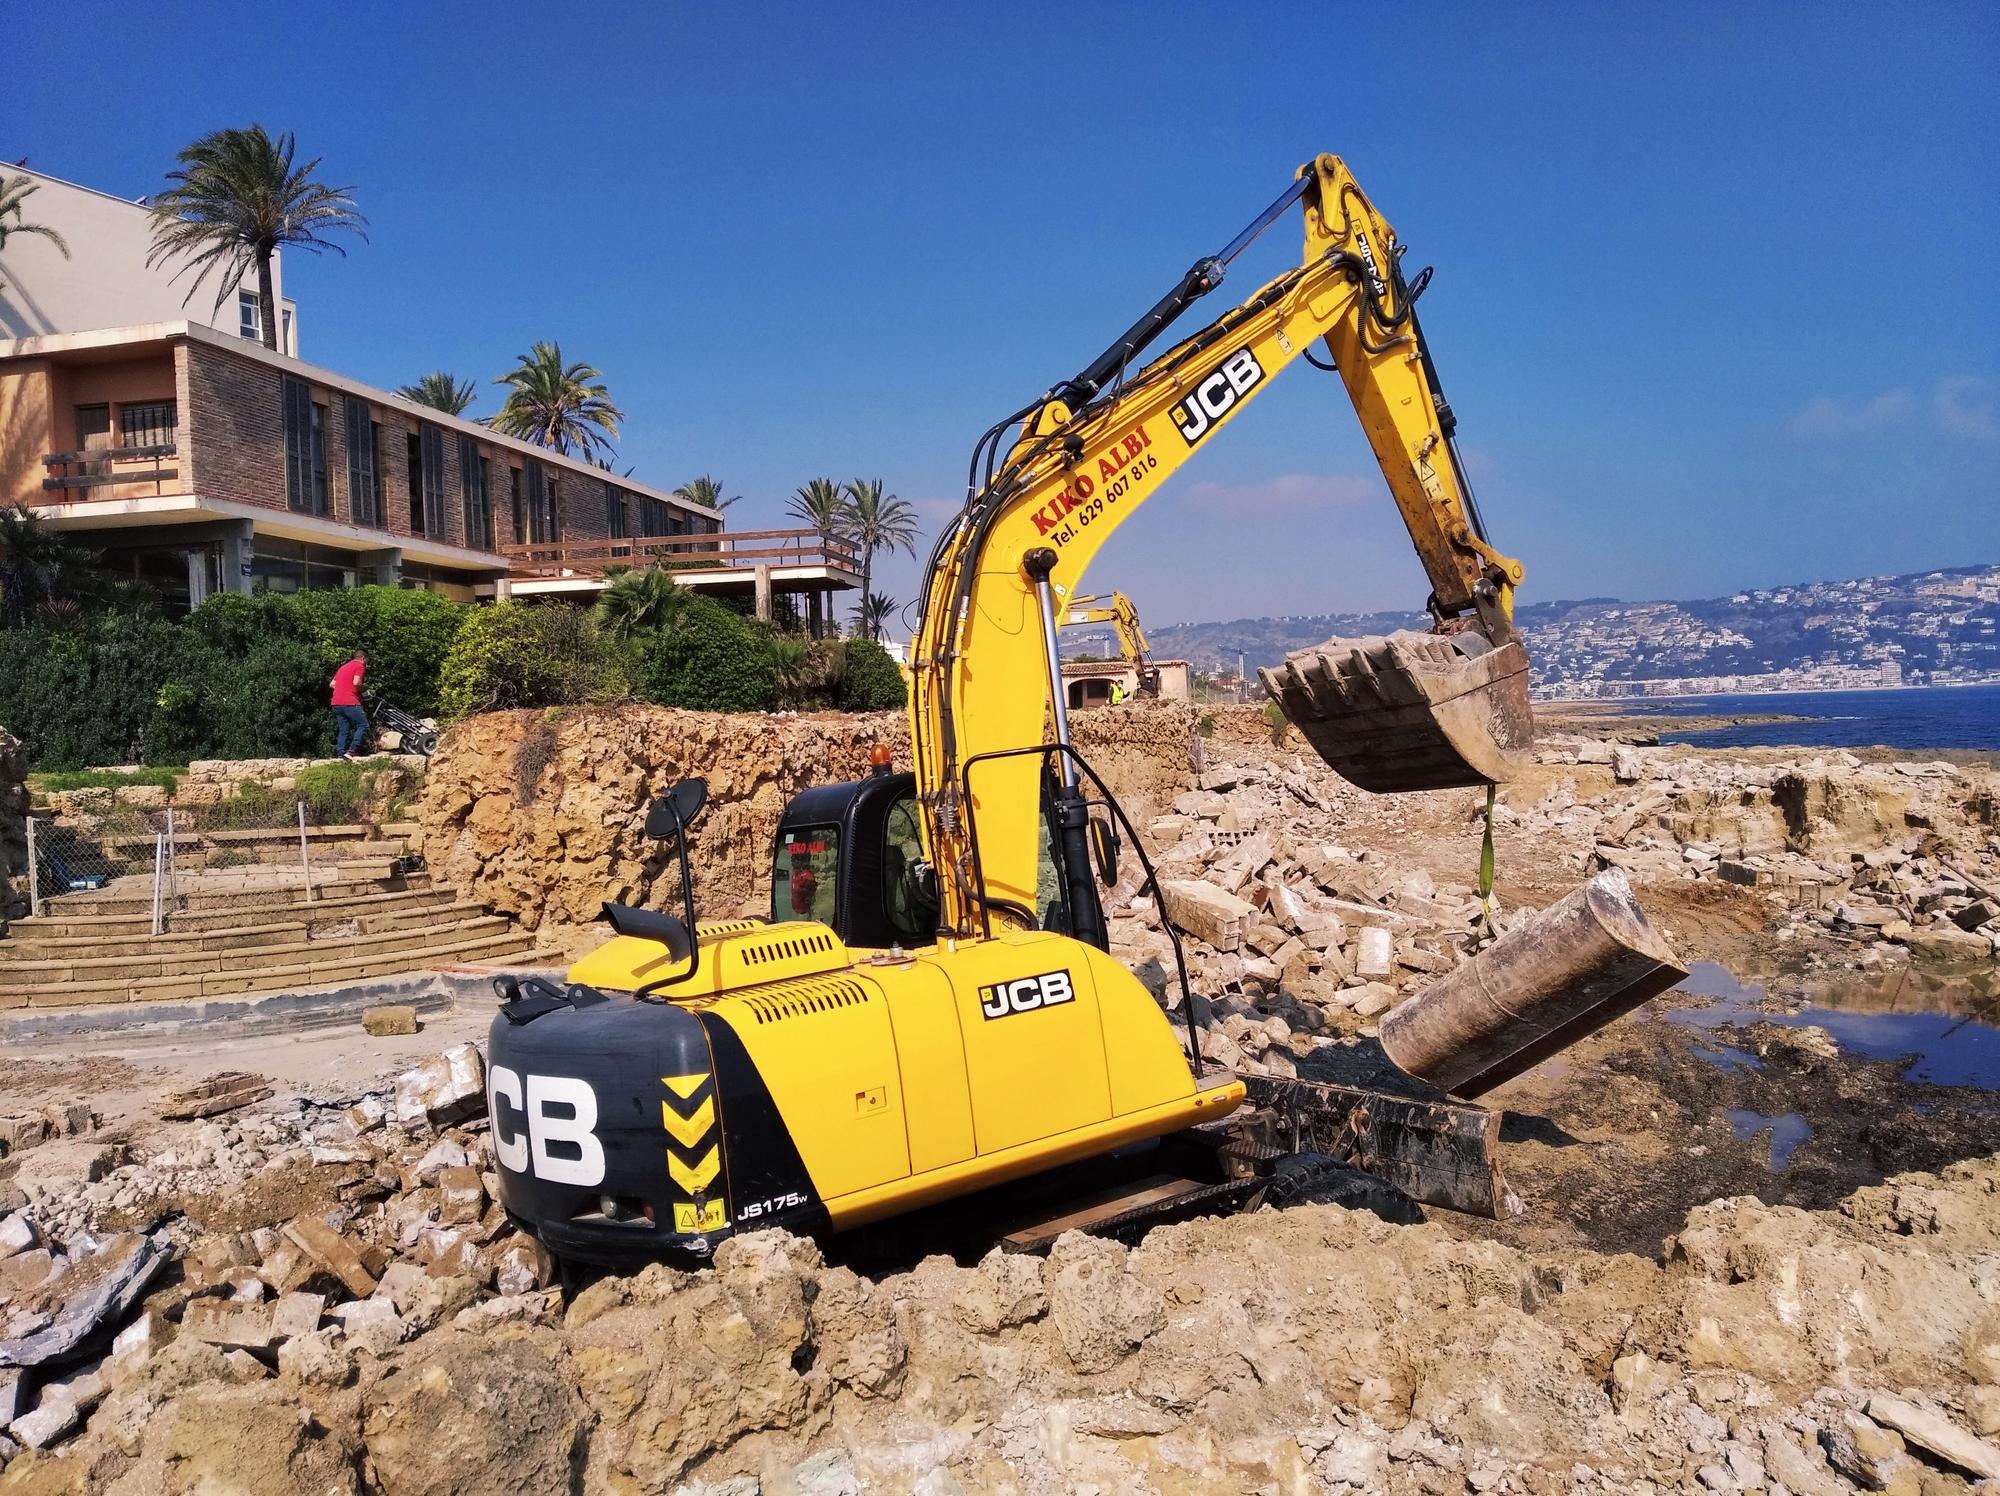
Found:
[881,795,937,942]
[772,825,839,925]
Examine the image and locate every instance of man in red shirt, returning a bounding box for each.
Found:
[331,652,369,758]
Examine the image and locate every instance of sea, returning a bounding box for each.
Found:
[1632,683,2000,752]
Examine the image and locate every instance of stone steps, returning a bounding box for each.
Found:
[1,925,545,1009]
[10,886,460,939]
[34,872,430,921]
[2,900,492,959]
[0,915,513,987]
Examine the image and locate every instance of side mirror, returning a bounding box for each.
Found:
[1089,815,1120,887]
[645,777,709,844]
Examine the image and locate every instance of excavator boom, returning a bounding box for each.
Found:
[910,154,1534,937]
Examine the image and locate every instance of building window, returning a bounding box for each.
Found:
[344,396,380,527]
[249,535,356,594]
[607,485,628,540]
[460,437,492,550]
[281,308,294,353]
[406,432,424,534]
[238,291,261,342]
[509,467,524,545]
[524,460,559,543]
[282,377,328,514]
[118,401,177,449]
[421,426,447,538]
[74,404,112,452]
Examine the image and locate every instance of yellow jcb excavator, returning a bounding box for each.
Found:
[487,154,1542,1267]
[1061,590,1160,697]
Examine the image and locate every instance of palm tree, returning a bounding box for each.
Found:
[842,480,919,639]
[765,637,813,709]
[397,372,477,416]
[786,477,851,544]
[0,175,71,294]
[853,591,899,642]
[146,126,366,351]
[593,567,685,642]
[0,505,102,628]
[491,342,623,459]
[674,474,739,513]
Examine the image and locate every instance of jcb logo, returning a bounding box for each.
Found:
[489,1065,606,1187]
[980,969,1076,1021]
[1170,347,1264,446]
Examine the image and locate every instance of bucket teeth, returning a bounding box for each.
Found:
[1261,630,1534,793]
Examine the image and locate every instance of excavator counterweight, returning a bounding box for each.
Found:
[1264,631,1534,793]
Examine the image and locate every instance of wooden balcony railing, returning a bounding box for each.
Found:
[502,527,861,580]
[41,445,182,497]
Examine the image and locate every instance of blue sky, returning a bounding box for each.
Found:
[12,2,1996,627]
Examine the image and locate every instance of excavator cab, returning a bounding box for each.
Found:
[770,770,940,949]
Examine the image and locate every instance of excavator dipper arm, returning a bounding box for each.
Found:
[909,154,1531,940]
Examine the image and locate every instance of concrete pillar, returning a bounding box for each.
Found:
[219,519,256,595]
[754,564,773,624]
[356,547,403,588]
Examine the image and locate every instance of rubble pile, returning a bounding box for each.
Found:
[5,1043,2000,1492]
[1535,738,2000,966]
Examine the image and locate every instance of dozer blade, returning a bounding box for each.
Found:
[1260,630,1534,793]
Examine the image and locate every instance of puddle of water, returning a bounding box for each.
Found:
[1669,960,2000,1091]
[1726,1108,1813,1169]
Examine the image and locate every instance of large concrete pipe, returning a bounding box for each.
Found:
[1378,869,1687,1098]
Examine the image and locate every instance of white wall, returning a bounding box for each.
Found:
[0,166,292,350]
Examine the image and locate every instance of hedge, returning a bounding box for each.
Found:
[638,594,778,712]
[438,602,631,719]
[837,638,907,711]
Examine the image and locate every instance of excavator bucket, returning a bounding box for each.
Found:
[1260,631,1534,793]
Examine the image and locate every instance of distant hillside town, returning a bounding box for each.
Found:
[1138,563,2000,699]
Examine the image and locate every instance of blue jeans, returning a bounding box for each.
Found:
[333,705,369,755]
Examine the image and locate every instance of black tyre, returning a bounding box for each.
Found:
[414,732,439,756]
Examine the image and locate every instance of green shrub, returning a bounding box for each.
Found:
[295,759,369,821]
[207,634,331,760]
[282,586,467,716]
[837,638,907,712]
[28,766,183,797]
[187,592,302,655]
[637,594,777,712]
[438,602,626,719]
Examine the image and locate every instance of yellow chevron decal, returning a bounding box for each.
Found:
[661,1073,708,1101]
[660,1095,715,1149]
[669,1145,720,1194]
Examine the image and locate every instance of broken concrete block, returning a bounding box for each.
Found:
[180,1297,276,1351]
[1611,744,1645,783]
[343,1097,387,1135]
[0,1248,57,1296]
[8,1396,78,1450]
[281,1217,378,1299]
[0,1368,24,1425]
[1351,983,1398,1019]
[362,1004,419,1037]
[1355,926,1393,978]
[493,1238,553,1298]
[37,1368,106,1416]
[0,1115,50,1155]
[270,1291,326,1344]
[1160,879,1255,952]
[0,1213,37,1259]
[373,1261,429,1315]
[394,1043,486,1127]
[438,1166,486,1225]
[330,1297,405,1357]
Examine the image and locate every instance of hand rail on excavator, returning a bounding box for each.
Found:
[908,153,1535,940]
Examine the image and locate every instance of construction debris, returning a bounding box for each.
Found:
[158,1072,274,1121]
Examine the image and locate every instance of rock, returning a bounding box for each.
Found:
[1761,1426,1849,1496]
[1819,1410,1911,1490]
[0,1232,168,1370]
[0,1248,55,1296]
[0,1214,36,1260]
[1045,1233,1166,1374]
[278,1326,355,1389]
[954,1247,1048,1335]
[1355,925,1393,978]
[362,1329,585,1496]
[1968,1385,2000,1438]
[362,1004,419,1036]
[331,1297,406,1358]
[437,1166,486,1225]
[180,1298,276,1351]
[1866,1393,2000,1480]
[1612,744,1645,783]
[493,1239,552,1298]
[270,1291,326,1344]
[344,1098,387,1135]
[1350,982,1398,1019]
[0,1368,23,1424]
[1900,921,1992,962]
[7,1396,78,1451]
[158,1382,361,1495]
[282,1216,379,1298]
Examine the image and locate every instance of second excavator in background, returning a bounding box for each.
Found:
[1060,589,1161,698]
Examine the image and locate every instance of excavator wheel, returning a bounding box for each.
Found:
[1261,630,1534,793]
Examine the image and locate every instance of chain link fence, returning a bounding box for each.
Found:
[26,788,419,933]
